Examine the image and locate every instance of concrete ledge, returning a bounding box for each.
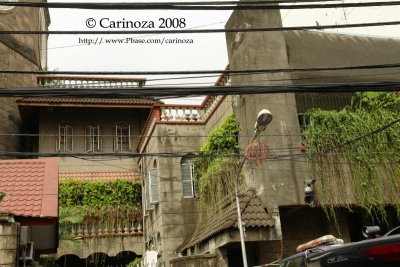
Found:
[170,253,217,263]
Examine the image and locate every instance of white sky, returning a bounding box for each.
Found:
[47,1,400,104]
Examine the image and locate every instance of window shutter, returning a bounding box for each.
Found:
[85,126,91,152]
[145,177,151,211]
[150,168,158,204]
[181,161,194,198]
[114,124,118,151]
[66,125,73,152]
[128,125,131,151]
[56,125,62,151]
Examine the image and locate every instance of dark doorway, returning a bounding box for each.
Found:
[227,243,258,267]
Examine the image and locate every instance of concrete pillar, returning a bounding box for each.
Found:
[0,212,20,267]
[225,2,307,211]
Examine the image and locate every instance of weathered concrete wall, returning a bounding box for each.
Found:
[284,30,400,83]
[0,213,20,267]
[142,98,241,265]
[0,4,49,157]
[38,107,147,171]
[226,6,307,211]
[170,253,224,267]
[142,123,206,265]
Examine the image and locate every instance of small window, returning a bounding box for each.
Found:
[181,157,195,198]
[85,124,102,152]
[114,122,131,152]
[56,122,73,152]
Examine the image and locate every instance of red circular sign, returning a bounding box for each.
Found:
[245,141,270,163]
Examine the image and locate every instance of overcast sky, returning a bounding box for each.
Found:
[47,1,400,104]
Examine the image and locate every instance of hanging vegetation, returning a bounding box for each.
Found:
[59,179,142,217]
[195,114,241,210]
[302,92,400,224]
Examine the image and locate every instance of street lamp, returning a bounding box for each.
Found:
[236,109,273,267]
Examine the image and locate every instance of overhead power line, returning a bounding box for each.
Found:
[2,20,400,34]
[1,1,400,10]
[1,81,400,97]
[2,62,400,76]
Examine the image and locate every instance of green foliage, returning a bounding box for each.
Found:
[58,206,84,249]
[128,257,142,266]
[59,179,142,216]
[0,190,5,203]
[200,114,240,153]
[302,92,400,224]
[195,114,241,210]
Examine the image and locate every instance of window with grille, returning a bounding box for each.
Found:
[56,122,73,152]
[85,124,102,152]
[114,122,131,152]
[181,157,195,198]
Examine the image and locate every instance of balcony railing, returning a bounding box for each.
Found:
[137,95,225,153]
[37,75,146,88]
[71,217,143,238]
[136,71,229,153]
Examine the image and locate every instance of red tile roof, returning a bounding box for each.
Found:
[179,188,274,252]
[0,158,59,218]
[59,170,139,182]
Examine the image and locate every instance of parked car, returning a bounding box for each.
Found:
[280,226,400,267]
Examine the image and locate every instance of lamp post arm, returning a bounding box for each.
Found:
[235,127,264,267]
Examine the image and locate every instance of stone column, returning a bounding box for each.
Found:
[0,212,20,267]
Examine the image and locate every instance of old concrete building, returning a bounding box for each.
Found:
[0,1,50,156]
[139,4,400,267]
[17,76,162,263]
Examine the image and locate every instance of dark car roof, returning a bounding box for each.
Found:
[307,234,400,265]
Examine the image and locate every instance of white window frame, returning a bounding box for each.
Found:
[85,124,102,152]
[114,122,131,152]
[56,122,73,152]
[149,168,159,204]
[181,158,195,198]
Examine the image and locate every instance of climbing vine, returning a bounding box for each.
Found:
[302,92,400,224]
[59,179,142,217]
[195,114,241,210]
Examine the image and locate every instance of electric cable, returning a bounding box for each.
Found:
[2,20,400,34]
[4,62,400,75]
[2,81,400,97]
[1,1,400,10]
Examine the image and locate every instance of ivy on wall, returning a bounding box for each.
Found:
[302,92,400,224]
[59,179,142,216]
[195,114,241,210]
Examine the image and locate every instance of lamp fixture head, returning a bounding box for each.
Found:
[255,109,273,131]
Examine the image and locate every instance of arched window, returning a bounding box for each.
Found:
[114,122,131,152]
[56,122,73,152]
[181,156,195,198]
[85,124,102,152]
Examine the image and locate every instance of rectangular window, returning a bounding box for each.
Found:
[149,168,159,204]
[114,123,131,152]
[85,125,102,152]
[181,160,195,198]
[57,122,73,152]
